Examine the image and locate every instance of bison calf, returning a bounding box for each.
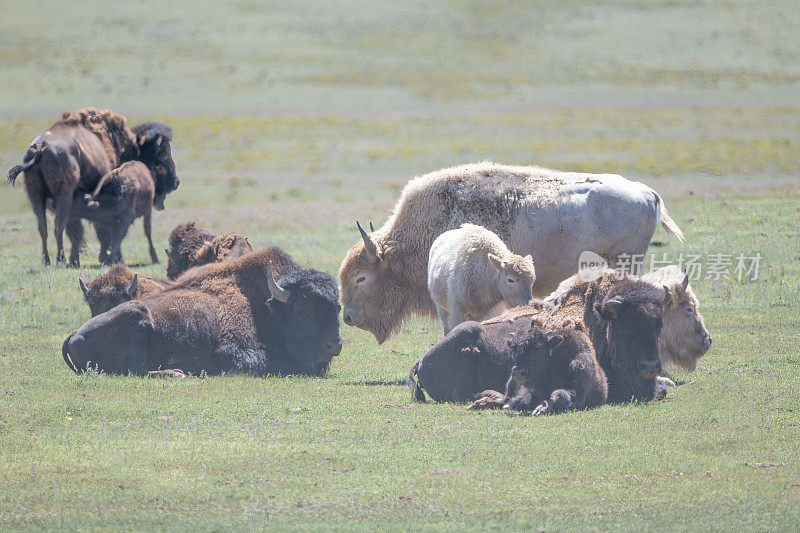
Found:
[165,222,252,280]
[72,161,159,265]
[428,223,536,333]
[468,326,608,415]
[79,265,172,316]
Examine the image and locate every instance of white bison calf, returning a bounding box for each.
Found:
[428,224,536,333]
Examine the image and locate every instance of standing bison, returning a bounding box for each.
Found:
[75,161,160,265]
[427,223,536,333]
[6,109,178,266]
[339,162,683,343]
[63,249,342,376]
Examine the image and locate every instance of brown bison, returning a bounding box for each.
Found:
[546,266,712,373]
[6,109,178,266]
[408,275,668,404]
[469,326,608,415]
[63,249,342,376]
[79,265,172,317]
[339,162,683,344]
[164,222,253,280]
[73,161,159,265]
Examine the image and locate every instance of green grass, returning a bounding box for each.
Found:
[1,0,800,530]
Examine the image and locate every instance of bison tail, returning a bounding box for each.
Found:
[6,158,36,187]
[62,333,80,375]
[654,192,685,243]
[407,361,427,403]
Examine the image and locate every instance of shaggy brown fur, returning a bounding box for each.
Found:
[76,161,158,265]
[6,108,177,267]
[64,249,342,377]
[59,108,137,167]
[80,265,172,317]
[165,222,253,280]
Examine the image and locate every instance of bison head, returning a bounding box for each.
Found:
[488,252,536,308]
[165,222,216,280]
[645,268,712,372]
[132,122,178,210]
[339,221,415,344]
[79,269,140,317]
[264,263,343,376]
[594,278,665,400]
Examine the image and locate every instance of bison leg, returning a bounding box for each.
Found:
[53,193,73,265]
[66,216,84,267]
[109,219,134,265]
[94,223,111,264]
[142,209,159,264]
[434,304,450,334]
[30,195,50,265]
[537,389,576,416]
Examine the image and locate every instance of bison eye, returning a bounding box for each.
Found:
[356,276,366,284]
[507,278,515,284]
[686,306,695,315]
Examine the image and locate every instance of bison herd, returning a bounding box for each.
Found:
[8,108,713,416]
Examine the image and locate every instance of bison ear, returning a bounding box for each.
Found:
[79,278,88,297]
[597,299,622,320]
[124,274,139,299]
[487,253,505,272]
[663,285,672,307]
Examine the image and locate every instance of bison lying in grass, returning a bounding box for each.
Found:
[79,265,172,317]
[546,266,712,374]
[165,222,253,280]
[408,275,668,404]
[63,249,342,376]
[470,325,608,415]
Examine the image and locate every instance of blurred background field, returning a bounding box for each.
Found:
[0,1,798,530]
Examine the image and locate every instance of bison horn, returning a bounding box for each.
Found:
[681,272,689,291]
[267,261,290,303]
[79,278,88,296]
[663,285,672,306]
[369,221,375,232]
[602,298,622,318]
[357,221,379,260]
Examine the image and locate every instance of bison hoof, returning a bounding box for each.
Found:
[532,401,550,416]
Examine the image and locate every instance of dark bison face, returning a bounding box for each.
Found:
[596,279,665,387]
[80,274,138,317]
[510,326,550,376]
[132,122,178,210]
[164,223,215,280]
[265,268,342,376]
[63,301,154,375]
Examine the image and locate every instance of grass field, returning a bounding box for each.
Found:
[1,1,799,531]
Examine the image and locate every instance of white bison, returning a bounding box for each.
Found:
[428,224,536,333]
[339,161,684,343]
